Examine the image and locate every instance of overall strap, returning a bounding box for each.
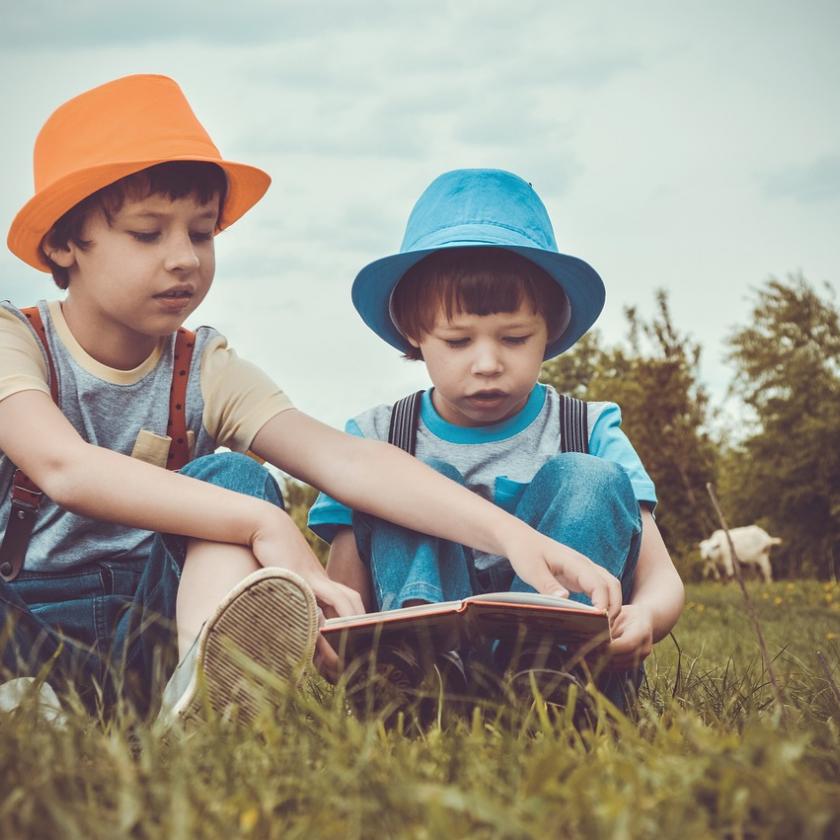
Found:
[166,327,196,470]
[388,391,424,456]
[0,306,59,581]
[558,393,590,454]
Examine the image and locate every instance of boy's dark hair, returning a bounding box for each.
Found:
[391,248,568,360]
[41,161,229,289]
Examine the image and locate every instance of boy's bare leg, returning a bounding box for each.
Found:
[176,540,260,657]
[327,528,373,614]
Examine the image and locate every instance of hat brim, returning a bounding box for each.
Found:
[8,156,270,272]
[351,243,605,360]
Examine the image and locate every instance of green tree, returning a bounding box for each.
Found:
[539,330,603,398]
[722,274,840,579]
[542,290,718,574]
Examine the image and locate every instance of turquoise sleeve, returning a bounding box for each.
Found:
[307,419,364,543]
[589,403,657,506]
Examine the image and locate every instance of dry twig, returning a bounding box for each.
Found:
[705,483,789,724]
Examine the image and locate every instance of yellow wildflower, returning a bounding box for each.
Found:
[239,809,259,832]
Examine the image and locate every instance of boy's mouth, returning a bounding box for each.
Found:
[154,287,194,299]
[467,390,507,402]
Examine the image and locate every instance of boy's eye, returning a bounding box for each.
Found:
[190,231,214,243]
[503,335,532,345]
[444,338,470,348]
[129,231,160,243]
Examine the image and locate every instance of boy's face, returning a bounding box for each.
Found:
[48,191,218,358]
[410,300,548,427]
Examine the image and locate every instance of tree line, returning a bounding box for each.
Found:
[285,274,840,581]
[541,273,839,580]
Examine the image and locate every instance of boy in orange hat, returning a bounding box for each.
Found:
[0,75,623,722]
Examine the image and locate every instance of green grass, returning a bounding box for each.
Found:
[2,581,839,839]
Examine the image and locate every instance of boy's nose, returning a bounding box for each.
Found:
[165,235,200,273]
[471,346,503,376]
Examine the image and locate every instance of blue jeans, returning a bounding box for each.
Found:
[353,453,644,709]
[0,452,283,715]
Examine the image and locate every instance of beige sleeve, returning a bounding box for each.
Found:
[0,306,50,404]
[200,334,294,452]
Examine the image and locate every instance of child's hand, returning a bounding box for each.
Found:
[314,634,340,682]
[251,510,365,619]
[604,604,654,669]
[506,532,623,621]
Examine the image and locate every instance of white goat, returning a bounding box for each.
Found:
[699,525,782,583]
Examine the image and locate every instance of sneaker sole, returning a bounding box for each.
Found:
[177,568,318,724]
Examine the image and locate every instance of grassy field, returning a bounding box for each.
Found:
[1,580,839,839]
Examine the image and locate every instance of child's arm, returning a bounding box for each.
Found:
[605,507,685,668]
[250,410,624,618]
[326,528,374,613]
[0,391,363,616]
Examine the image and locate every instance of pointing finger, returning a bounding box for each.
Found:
[523,561,570,596]
[588,577,609,615]
[606,575,622,622]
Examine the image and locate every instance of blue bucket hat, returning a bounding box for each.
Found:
[351,168,605,360]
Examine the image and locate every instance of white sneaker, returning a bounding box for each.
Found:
[159,568,319,726]
[0,677,67,727]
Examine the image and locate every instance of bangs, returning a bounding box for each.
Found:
[391,248,567,358]
[97,161,228,222]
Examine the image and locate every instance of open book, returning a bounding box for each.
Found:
[322,591,610,658]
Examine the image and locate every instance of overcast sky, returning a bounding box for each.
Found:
[1,1,837,431]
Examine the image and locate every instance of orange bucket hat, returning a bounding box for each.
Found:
[7,74,271,272]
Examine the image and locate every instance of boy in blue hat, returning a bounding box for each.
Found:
[309,169,685,709]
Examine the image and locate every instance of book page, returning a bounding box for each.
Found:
[467,591,601,612]
[323,598,463,629]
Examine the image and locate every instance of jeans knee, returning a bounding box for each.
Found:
[179,452,284,508]
[534,453,635,504]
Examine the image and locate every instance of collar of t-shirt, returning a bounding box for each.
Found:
[420,383,547,444]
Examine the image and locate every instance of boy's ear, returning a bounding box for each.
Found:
[401,333,424,361]
[41,238,77,269]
